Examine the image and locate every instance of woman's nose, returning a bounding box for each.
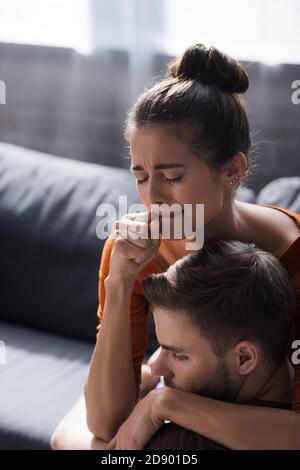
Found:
[146,177,167,207]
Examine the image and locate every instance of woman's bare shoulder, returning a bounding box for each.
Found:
[238,202,300,257]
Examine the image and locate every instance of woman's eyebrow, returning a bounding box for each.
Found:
[130,163,187,171]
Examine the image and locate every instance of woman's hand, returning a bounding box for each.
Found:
[107,389,167,450]
[108,212,161,280]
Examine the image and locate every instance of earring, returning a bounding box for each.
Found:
[229,176,239,185]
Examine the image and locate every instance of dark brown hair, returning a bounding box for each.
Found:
[124,43,254,185]
[141,240,295,363]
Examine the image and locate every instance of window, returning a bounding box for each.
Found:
[0,0,92,54]
[164,0,300,65]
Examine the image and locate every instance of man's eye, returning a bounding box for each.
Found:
[171,352,188,361]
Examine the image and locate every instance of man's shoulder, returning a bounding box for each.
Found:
[145,422,227,451]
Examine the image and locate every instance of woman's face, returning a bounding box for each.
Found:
[129,125,227,239]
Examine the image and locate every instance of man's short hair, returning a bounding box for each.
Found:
[141,240,296,363]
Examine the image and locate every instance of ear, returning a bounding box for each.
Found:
[222,152,248,186]
[234,341,259,376]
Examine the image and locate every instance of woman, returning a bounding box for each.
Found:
[52,43,300,450]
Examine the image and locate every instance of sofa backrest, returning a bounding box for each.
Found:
[256,177,300,213]
[0,143,140,342]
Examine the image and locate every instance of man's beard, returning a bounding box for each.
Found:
[164,360,239,403]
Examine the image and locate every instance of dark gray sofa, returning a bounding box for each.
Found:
[0,142,299,449]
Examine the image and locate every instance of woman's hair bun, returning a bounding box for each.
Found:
[168,43,249,94]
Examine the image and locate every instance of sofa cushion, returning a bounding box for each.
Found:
[0,143,140,342]
[257,177,300,213]
[0,320,94,449]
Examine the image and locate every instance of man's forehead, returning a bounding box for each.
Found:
[152,306,202,352]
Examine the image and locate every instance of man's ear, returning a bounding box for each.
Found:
[234,341,259,376]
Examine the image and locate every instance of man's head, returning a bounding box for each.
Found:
[141,240,295,402]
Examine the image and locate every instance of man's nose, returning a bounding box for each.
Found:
[150,350,174,378]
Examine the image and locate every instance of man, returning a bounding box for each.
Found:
[108,239,295,450]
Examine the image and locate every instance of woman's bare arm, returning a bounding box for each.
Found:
[160,388,300,450]
[50,357,161,451]
[84,213,161,442]
[84,276,137,442]
[51,395,108,450]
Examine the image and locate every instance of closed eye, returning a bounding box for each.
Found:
[171,352,189,361]
[136,176,183,185]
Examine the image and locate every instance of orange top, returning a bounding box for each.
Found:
[96,204,300,412]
